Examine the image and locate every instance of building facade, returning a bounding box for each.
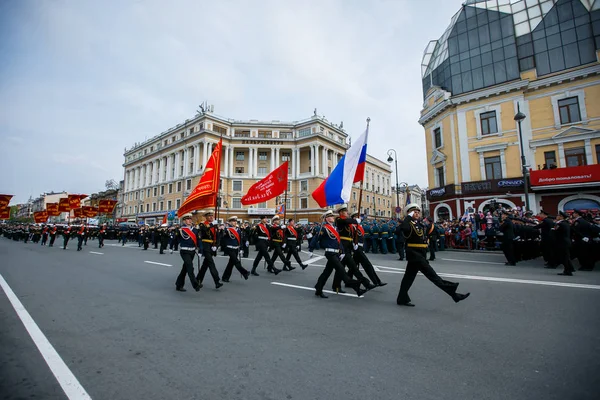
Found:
[122,109,392,224]
[420,0,600,221]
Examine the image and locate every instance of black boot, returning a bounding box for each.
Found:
[452,292,470,303]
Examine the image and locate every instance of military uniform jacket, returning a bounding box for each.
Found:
[270,225,285,244]
[335,216,359,245]
[284,225,300,245]
[553,220,571,248]
[224,225,242,248]
[309,223,342,253]
[351,222,366,245]
[254,223,271,242]
[199,222,218,246]
[572,217,595,240]
[499,218,515,242]
[401,216,428,247]
[534,217,555,241]
[178,226,199,250]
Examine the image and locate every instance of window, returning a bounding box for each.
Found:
[281,152,291,161]
[235,130,250,138]
[153,187,158,196]
[558,97,581,124]
[353,192,356,200]
[436,167,445,186]
[258,167,267,175]
[258,152,268,161]
[186,179,191,190]
[213,125,227,135]
[233,180,242,191]
[434,128,442,148]
[177,181,182,192]
[152,203,156,211]
[135,191,139,200]
[280,132,292,139]
[167,201,172,210]
[298,127,311,137]
[176,199,181,209]
[565,147,586,167]
[544,151,556,169]
[235,167,245,174]
[287,181,291,191]
[232,198,241,209]
[160,186,165,195]
[480,111,498,135]
[168,184,173,194]
[300,180,308,192]
[366,195,370,203]
[596,144,600,164]
[236,151,245,161]
[140,190,144,200]
[485,156,502,179]
[258,202,267,208]
[147,189,151,198]
[300,198,308,209]
[159,201,164,211]
[258,131,272,138]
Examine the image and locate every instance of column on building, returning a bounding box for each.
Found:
[275,148,280,169]
[314,144,320,176]
[194,143,200,173]
[229,146,235,176]
[322,146,328,176]
[183,147,189,177]
[478,153,485,180]
[166,154,172,181]
[271,148,275,171]
[310,146,315,176]
[291,148,296,179]
[295,148,301,178]
[247,147,253,177]
[203,141,209,169]
[223,144,229,178]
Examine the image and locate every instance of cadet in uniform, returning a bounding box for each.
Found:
[98,224,106,248]
[284,218,308,270]
[535,210,556,268]
[554,211,575,276]
[196,211,223,289]
[76,224,85,251]
[270,215,293,271]
[251,215,280,276]
[350,211,386,287]
[499,211,517,266]
[175,213,202,292]
[309,210,365,298]
[62,225,71,250]
[396,204,470,307]
[221,216,250,282]
[571,209,595,271]
[49,225,57,247]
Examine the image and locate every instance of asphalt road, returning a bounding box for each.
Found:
[1,238,599,400]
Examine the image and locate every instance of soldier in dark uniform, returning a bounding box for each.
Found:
[49,225,57,247]
[284,218,308,270]
[379,220,389,254]
[41,225,49,246]
[159,225,169,254]
[196,211,223,289]
[395,220,405,260]
[363,222,372,253]
[332,205,375,293]
[499,211,516,266]
[535,210,556,267]
[554,211,575,276]
[175,213,202,292]
[76,224,85,251]
[241,222,251,258]
[309,210,365,298]
[571,209,595,271]
[397,204,470,307]
[370,223,379,254]
[62,225,71,250]
[251,215,280,276]
[221,216,250,282]
[98,224,106,248]
[270,215,293,271]
[387,220,397,254]
[350,211,386,287]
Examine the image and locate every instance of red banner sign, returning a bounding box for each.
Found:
[68,194,88,209]
[73,208,84,218]
[46,203,61,216]
[0,208,10,220]
[0,194,13,209]
[58,198,71,212]
[530,164,600,187]
[241,161,288,205]
[33,211,49,223]
[98,199,117,214]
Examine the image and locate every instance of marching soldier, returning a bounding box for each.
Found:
[554,211,575,276]
[221,216,250,282]
[284,218,308,270]
[379,220,389,254]
[499,211,517,266]
[270,215,293,271]
[159,225,169,254]
[49,225,57,247]
[571,209,596,271]
[395,220,405,261]
[76,224,85,251]
[350,211,386,287]
[175,213,202,292]
[370,222,379,253]
[535,210,556,268]
[241,222,251,258]
[98,224,106,248]
[309,210,365,298]
[397,204,469,307]
[251,215,280,276]
[196,211,223,289]
[62,225,71,250]
[41,225,49,246]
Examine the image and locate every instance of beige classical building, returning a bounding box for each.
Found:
[122,109,392,224]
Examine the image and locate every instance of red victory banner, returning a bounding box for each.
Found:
[72,208,84,218]
[241,161,288,205]
[82,206,99,217]
[0,194,13,209]
[33,211,49,224]
[0,208,10,220]
[98,199,117,214]
[178,139,222,217]
[58,198,71,212]
[46,203,61,216]
[68,194,88,209]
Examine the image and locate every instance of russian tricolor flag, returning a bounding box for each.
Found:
[312,126,369,207]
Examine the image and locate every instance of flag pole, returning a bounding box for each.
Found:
[356,117,370,219]
[283,189,288,222]
[213,133,224,223]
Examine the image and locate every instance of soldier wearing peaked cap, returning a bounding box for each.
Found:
[251,215,280,276]
[397,203,470,307]
[270,215,294,271]
[196,210,223,289]
[535,209,556,268]
[349,211,386,287]
[175,213,202,292]
[221,216,250,282]
[553,210,575,276]
[571,209,596,271]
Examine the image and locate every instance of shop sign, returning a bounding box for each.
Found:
[530,164,600,186]
[247,208,276,215]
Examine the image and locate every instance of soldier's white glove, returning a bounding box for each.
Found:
[356,218,361,224]
[296,246,300,251]
[281,224,286,229]
[583,237,589,242]
[353,244,358,251]
[306,233,313,239]
[245,241,249,247]
[211,221,218,226]
[211,246,217,252]
[282,243,286,249]
[339,254,345,261]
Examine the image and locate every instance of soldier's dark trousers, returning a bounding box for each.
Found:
[576,241,595,270]
[285,244,304,266]
[197,245,221,285]
[315,253,358,293]
[397,248,458,304]
[63,236,70,249]
[160,239,168,254]
[428,240,436,260]
[77,236,84,251]
[353,248,383,285]
[98,237,104,248]
[556,246,575,274]
[502,241,516,265]
[397,241,405,260]
[388,237,396,253]
[334,243,370,290]
[252,240,274,273]
[41,234,48,246]
[379,238,388,254]
[176,250,200,290]
[271,244,290,268]
[223,248,248,280]
[49,235,56,247]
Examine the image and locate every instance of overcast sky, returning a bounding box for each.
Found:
[0,0,465,205]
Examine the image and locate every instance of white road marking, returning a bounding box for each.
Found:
[271,282,363,298]
[0,273,92,400]
[435,272,600,290]
[89,252,103,255]
[440,258,505,265]
[303,255,325,265]
[144,261,172,267]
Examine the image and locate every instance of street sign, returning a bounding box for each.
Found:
[395,206,402,213]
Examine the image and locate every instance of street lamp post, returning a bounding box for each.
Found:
[387,149,406,219]
[514,104,530,212]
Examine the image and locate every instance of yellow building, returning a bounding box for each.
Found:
[121,108,392,224]
[420,0,600,220]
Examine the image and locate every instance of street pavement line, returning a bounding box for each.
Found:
[271,282,363,298]
[0,273,92,400]
[89,252,103,255]
[436,272,600,290]
[441,258,505,265]
[144,261,172,267]
[304,255,325,265]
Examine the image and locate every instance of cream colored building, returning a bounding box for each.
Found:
[420,0,600,221]
[122,109,391,224]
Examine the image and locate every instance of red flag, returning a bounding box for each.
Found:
[178,140,222,217]
[0,208,10,220]
[162,213,167,225]
[0,194,13,209]
[98,199,117,214]
[58,198,71,212]
[82,206,98,217]
[46,203,61,216]
[73,208,84,218]
[33,211,49,223]
[241,161,288,205]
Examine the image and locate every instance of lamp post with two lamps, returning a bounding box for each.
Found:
[514,104,530,212]
[387,149,408,219]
